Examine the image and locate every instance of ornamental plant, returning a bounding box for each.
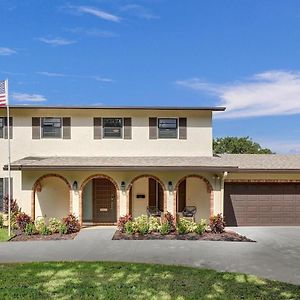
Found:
[48,218,62,234]
[40,225,51,236]
[177,218,197,234]
[195,219,207,235]
[24,223,36,235]
[124,221,135,235]
[3,196,20,215]
[59,223,68,235]
[117,214,133,232]
[16,212,33,232]
[62,214,81,234]
[35,217,45,233]
[148,216,160,232]
[0,214,3,228]
[134,215,149,235]
[163,212,176,232]
[209,214,226,233]
[159,222,170,235]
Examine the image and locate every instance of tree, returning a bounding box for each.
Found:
[213,136,274,154]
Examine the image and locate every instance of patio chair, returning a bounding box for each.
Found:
[182,206,197,222]
[146,206,162,218]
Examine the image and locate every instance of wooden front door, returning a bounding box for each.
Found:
[93,178,117,223]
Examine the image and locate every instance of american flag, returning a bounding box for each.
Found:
[0,80,7,107]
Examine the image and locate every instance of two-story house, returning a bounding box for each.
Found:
[1,105,300,226]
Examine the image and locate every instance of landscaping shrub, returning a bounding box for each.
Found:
[40,225,51,236]
[16,212,33,232]
[148,216,160,232]
[124,221,135,235]
[159,222,170,235]
[24,223,36,235]
[35,217,45,233]
[0,214,3,228]
[62,214,81,234]
[134,215,149,235]
[195,219,207,235]
[3,196,20,215]
[117,214,132,232]
[59,223,68,235]
[163,212,176,232]
[209,214,225,233]
[48,218,61,234]
[177,218,197,234]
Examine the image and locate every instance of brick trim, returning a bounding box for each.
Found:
[225,179,300,183]
[79,174,120,225]
[31,173,72,220]
[125,174,167,215]
[173,175,214,219]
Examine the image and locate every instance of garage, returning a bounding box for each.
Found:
[224,182,300,226]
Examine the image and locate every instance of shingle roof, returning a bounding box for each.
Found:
[5,154,300,172]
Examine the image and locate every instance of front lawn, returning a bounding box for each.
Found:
[0,228,14,242]
[0,262,298,299]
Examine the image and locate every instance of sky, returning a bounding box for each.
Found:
[1,0,300,153]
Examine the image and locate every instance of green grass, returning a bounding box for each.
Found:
[0,262,299,299]
[0,227,14,241]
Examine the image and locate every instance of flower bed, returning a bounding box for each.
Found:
[10,232,78,242]
[114,213,254,242]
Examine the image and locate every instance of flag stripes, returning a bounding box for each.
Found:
[0,80,7,106]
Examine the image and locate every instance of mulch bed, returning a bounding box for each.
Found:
[113,230,255,242]
[9,232,78,242]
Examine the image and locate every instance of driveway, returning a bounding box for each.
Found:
[0,226,299,285]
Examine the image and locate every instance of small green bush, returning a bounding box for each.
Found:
[24,223,36,235]
[195,219,207,235]
[124,221,135,235]
[48,218,61,234]
[148,216,160,232]
[40,225,51,236]
[0,214,3,228]
[177,220,188,234]
[177,218,197,234]
[35,217,45,232]
[59,223,68,235]
[135,215,149,235]
[159,222,170,235]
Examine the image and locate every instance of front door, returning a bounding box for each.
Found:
[93,178,117,223]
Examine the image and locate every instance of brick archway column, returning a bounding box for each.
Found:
[125,174,167,216]
[31,174,72,220]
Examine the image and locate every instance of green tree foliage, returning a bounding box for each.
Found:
[213,136,274,154]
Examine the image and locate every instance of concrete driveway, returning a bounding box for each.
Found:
[0,226,299,285]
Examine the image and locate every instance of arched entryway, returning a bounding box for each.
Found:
[80,175,119,224]
[126,175,167,218]
[32,174,72,221]
[174,175,214,222]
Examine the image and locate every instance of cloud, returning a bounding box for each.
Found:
[37,71,113,83]
[38,37,76,46]
[66,27,118,38]
[120,4,159,20]
[0,47,17,56]
[67,5,121,22]
[176,70,300,118]
[12,92,47,102]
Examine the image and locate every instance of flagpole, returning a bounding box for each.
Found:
[6,79,11,237]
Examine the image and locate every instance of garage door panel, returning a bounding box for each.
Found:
[224,183,300,226]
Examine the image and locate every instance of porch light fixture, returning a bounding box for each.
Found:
[168,181,173,191]
[121,181,126,191]
[72,181,78,191]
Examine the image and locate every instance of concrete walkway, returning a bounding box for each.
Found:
[0,226,299,285]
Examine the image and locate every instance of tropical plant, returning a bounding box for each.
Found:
[62,214,81,233]
[117,214,133,232]
[35,217,46,233]
[159,222,170,235]
[40,225,51,236]
[59,223,68,235]
[195,219,207,235]
[209,214,226,233]
[16,212,33,232]
[0,214,3,228]
[177,218,197,234]
[3,196,20,215]
[24,223,36,235]
[133,215,149,235]
[163,212,176,232]
[124,221,135,235]
[148,216,160,232]
[48,218,61,234]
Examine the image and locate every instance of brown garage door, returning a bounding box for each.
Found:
[224,183,300,226]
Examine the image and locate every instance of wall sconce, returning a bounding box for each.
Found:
[121,181,126,192]
[72,181,78,191]
[168,181,173,191]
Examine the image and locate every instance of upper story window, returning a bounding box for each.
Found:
[158,118,178,139]
[41,117,62,138]
[0,118,3,138]
[103,118,123,138]
[0,117,13,139]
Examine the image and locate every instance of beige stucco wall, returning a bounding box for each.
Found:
[10,170,222,221]
[131,177,149,218]
[35,177,69,221]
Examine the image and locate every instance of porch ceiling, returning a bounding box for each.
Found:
[5,156,237,172]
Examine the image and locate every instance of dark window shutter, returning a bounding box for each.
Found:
[63,117,71,139]
[3,177,13,198]
[149,117,157,139]
[4,117,13,139]
[124,117,132,139]
[94,117,102,139]
[148,178,156,207]
[0,117,4,139]
[179,118,187,139]
[177,179,186,212]
[32,117,41,139]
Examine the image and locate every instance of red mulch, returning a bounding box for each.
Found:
[10,232,78,242]
[112,230,255,242]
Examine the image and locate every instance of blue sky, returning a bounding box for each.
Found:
[1,0,300,153]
